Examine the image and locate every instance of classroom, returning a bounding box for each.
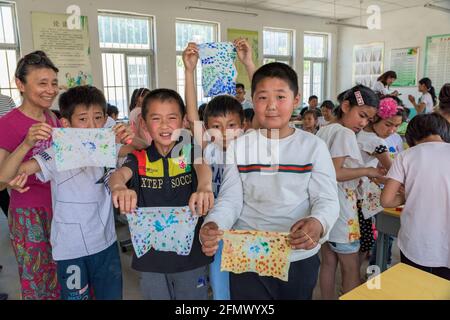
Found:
[0,0,450,302]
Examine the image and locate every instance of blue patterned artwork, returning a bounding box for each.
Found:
[198,42,237,97]
[126,206,198,258]
[52,128,117,172]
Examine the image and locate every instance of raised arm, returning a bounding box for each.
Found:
[234,38,256,82]
[183,42,201,125]
[182,42,207,149]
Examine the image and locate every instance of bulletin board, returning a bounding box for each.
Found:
[352,42,384,89]
[424,33,450,95]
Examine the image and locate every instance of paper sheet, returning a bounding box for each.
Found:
[221,230,291,281]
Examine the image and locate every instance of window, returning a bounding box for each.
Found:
[0,1,20,104]
[303,33,328,103]
[263,28,294,66]
[175,19,218,105]
[98,12,154,118]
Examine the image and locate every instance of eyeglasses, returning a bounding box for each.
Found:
[17,53,46,68]
[15,53,58,79]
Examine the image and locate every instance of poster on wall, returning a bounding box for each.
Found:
[352,42,384,89]
[31,12,93,89]
[390,47,419,87]
[227,28,259,90]
[425,34,450,95]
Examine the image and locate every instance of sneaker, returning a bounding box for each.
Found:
[0,293,8,300]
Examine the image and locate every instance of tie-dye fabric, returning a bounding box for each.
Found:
[198,42,237,97]
[52,128,117,171]
[126,206,198,258]
[221,230,292,281]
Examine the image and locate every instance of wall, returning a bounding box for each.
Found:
[336,6,450,107]
[13,0,339,102]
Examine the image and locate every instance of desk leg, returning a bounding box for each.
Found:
[375,232,389,272]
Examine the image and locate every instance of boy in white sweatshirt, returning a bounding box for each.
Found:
[200,62,340,300]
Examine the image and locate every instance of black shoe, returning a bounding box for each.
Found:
[0,293,8,300]
[0,265,3,272]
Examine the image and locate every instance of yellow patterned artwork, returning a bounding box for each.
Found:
[221,230,292,281]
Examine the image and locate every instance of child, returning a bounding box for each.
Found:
[302,109,319,134]
[107,104,119,121]
[0,85,134,299]
[105,103,119,128]
[183,38,255,300]
[381,113,450,280]
[200,62,340,300]
[408,77,437,114]
[128,88,152,145]
[235,83,253,110]
[356,97,405,260]
[372,71,399,98]
[316,85,385,299]
[243,108,255,132]
[108,88,215,300]
[319,100,335,127]
[300,95,322,118]
[198,103,207,121]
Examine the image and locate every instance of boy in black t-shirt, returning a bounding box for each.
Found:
[109,89,214,300]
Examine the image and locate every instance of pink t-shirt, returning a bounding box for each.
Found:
[0,108,59,209]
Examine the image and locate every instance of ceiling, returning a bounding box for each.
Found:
[197,0,450,20]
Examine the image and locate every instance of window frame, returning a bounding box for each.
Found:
[263,27,295,68]
[303,32,328,102]
[0,1,21,102]
[97,11,155,118]
[175,18,219,105]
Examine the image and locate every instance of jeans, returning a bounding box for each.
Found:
[56,243,123,300]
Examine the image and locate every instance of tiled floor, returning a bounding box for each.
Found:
[0,209,399,300]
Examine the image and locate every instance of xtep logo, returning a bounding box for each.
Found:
[66,5,81,30]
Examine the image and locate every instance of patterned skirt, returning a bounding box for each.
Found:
[8,207,60,300]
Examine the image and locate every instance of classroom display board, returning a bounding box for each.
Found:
[352,42,384,88]
[31,12,93,89]
[390,47,419,87]
[425,34,450,95]
[227,28,259,90]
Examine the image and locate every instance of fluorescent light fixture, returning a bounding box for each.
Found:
[424,3,450,13]
[185,6,258,17]
[326,21,368,29]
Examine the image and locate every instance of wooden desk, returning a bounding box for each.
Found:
[375,208,401,272]
[340,263,450,300]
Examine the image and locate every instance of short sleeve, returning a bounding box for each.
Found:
[423,94,434,112]
[122,152,139,189]
[372,81,388,95]
[360,133,387,155]
[33,147,56,183]
[329,128,362,162]
[386,152,405,184]
[0,120,20,152]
